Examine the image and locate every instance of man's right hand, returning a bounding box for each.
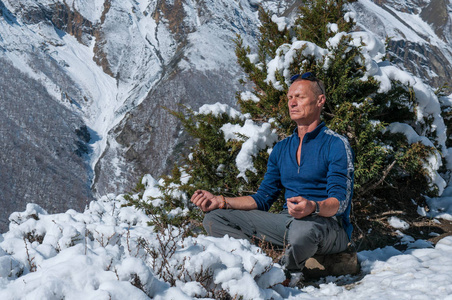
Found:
[286,196,315,219]
[190,190,221,212]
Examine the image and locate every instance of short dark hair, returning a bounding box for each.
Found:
[290,72,325,96]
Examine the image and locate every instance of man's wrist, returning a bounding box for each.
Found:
[311,200,320,216]
[218,195,228,209]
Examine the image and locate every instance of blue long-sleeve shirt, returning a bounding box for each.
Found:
[251,122,354,239]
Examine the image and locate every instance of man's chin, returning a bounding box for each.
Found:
[289,114,300,121]
[290,116,304,123]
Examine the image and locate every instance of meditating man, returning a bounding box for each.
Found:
[191,72,354,273]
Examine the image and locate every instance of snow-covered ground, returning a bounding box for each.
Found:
[2,1,452,298]
[1,175,451,300]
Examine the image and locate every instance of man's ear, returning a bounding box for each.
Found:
[317,94,326,107]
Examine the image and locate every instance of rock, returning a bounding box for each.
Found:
[303,246,360,279]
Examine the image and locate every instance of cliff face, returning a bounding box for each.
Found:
[351,0,452,93]
[388,39,452,90]
[419,0,450,41]
[91,0,264,195]
[0,57,91,231]
[1,0,452,232]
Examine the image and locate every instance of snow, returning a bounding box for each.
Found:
[221,119,279,180]
[350,0,452,67]
[350,239,452,299]
[197,102,247,120]
[241,91,261,103]
[387,216,410,230]
[385,122,446,194]
[180,0,260,73]
[351,0,428,44]
[427,183,452,221]
[196,102,279,180]
[266,41,328,90]
[65,0,105,23]
[271,14,288,32]
[1,180,452,299]
[385,5,439,45]
[327,23,339,33]
[56,33,119,170]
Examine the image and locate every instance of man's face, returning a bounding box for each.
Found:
[287,80,325,125]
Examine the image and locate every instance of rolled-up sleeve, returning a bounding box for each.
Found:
[327,137,354,215]
[251,145,283,211]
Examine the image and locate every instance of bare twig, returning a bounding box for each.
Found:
[358,159,397,198]
[23,237,37,272]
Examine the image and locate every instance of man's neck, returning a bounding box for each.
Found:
[296,119,321,139]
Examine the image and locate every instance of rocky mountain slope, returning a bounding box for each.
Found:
[0,0,451,232]
[352,0,452,93]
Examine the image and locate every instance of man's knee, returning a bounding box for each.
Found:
[288,217,348,256]
[287,219,321,247]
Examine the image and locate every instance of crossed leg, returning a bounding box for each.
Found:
[203,209,349,271]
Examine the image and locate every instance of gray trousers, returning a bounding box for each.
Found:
[203,209,349,271]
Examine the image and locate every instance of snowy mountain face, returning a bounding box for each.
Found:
[0,0,452,232]
[0,57,91,231]
[351,0,452,90]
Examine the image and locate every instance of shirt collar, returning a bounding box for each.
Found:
[293,122,325,140]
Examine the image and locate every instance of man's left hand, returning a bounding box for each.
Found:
[287,196,316,219]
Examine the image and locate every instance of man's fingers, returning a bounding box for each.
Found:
[287,196,305,204]
[192,194,212,211]
[192,190,207,200]
[199,199,207,211]
[191,192,208,207]
[191,190,219,212]
[200,198,214,212]
[190,190,202,202]
[191,193,202,204]
[196,197,209,208]
[287,197,312,219]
